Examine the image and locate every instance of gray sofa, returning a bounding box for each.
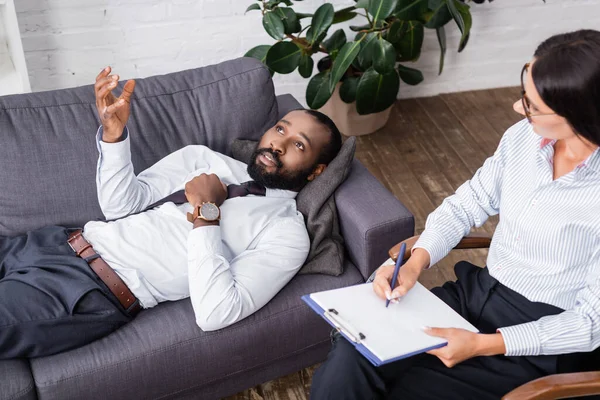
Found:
[0,58,414,400]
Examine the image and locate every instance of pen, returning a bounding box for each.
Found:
[386,242,407,308]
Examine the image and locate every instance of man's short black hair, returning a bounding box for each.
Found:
[299,109,343,165]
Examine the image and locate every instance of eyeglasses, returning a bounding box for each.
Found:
[521,63,556,123]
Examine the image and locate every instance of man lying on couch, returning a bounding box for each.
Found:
[0,66,342,359]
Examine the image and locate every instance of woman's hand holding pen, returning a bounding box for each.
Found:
[372,248,431,302]
[372,247,506,367]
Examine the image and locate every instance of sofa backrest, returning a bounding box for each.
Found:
[0,57,278,236]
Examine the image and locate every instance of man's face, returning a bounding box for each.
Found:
[247,110,331,191]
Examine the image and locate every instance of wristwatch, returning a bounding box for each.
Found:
[187,202,221,223]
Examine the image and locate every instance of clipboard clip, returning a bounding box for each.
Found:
[324,308,366,344]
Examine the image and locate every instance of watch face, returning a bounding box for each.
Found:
[200,203,220,221]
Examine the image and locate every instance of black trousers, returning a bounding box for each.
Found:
[311,261,596,400]
[0,226,132,359]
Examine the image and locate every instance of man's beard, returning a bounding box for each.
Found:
[247,148,315,191]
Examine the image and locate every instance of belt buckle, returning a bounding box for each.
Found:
[126,299,142,316]
[67,231,83,255]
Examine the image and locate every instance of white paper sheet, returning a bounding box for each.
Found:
[310,282,478,362]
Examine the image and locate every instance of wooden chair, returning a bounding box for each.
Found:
[388,234,600,400]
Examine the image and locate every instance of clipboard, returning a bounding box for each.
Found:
[302,282,478,366]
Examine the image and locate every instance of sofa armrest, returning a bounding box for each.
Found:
[335,160,415,281]
[276,94,303,118]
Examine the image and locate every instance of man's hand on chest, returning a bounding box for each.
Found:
[184,173,227,208]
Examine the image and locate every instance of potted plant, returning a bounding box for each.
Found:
[244,0,482,136]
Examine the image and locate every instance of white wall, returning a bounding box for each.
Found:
[0,0,31,95]
[13,0,600,105]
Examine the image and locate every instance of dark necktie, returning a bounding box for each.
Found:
[226,180,267,198]
[145,180,266,210]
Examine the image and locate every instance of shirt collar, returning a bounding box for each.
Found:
[539,138,556,149]
[583,147,600,174]
[538,136,600,174]
[265,188,298,199]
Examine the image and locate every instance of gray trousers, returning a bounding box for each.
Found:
[0,226,132,359]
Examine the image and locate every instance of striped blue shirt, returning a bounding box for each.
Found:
[414,119,600,357]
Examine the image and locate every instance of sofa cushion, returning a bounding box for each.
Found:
[0,360,36,400]
[29,262,364,400]
[232,136,356,275]
[296,136,355,275]
[0,57,277,236]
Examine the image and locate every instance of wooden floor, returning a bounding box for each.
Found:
[225,86,524,400]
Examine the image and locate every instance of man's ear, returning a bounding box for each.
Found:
[307,164,326,182]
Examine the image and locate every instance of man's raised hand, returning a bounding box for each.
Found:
[94,66,136,143]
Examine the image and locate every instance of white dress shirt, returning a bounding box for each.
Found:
[414,119,600,357]
[83,128,310,331]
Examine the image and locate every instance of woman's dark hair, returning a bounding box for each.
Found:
[300,109,343,165]
[532,29,600,146]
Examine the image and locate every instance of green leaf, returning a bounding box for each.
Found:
[356,67,400,114]
[266,0,291,9]
[306,71,334,109]
[397,64,423,85]
[335,6,358,14]
[447,0,471,52]
[277,7,302,34]
[296,12,313,19]
[266,41,302,74]
[355,0,370,8]
[307,3,334,44]
[333,10,357,24]
[244,45,271,63]
[349,23,371,32]
[329,41,362,92]
[424,0,452,29]
[354,31,368,41]
[354,32,378,71]
[263,12,285,40]
[317,56,332,73]
[459,32,470,52]
[436,25,446,74]
[323,29,347,52]
[394,0,427,20]
[395,21,424,61]
[311,32,328,52]
[368,0,399,21]
[245,3,261,14]
[372,37,396,74]
[352,38,366,70]
[386,20,408,44]
[298,54,314,78]
[340,76,360,103]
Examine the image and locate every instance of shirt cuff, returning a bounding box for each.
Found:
[187,225,223,259]
[96,125,128,142]
[96,126,132,167]
[497,322,542,356]
[413,229,449,268]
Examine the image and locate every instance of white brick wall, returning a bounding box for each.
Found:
[14,0,600,105]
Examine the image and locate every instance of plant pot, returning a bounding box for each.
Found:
[318,83,393,137]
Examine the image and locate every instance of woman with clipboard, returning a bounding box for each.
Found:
[311,29,600,400]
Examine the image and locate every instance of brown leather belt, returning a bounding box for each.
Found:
[68,230,142,317]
